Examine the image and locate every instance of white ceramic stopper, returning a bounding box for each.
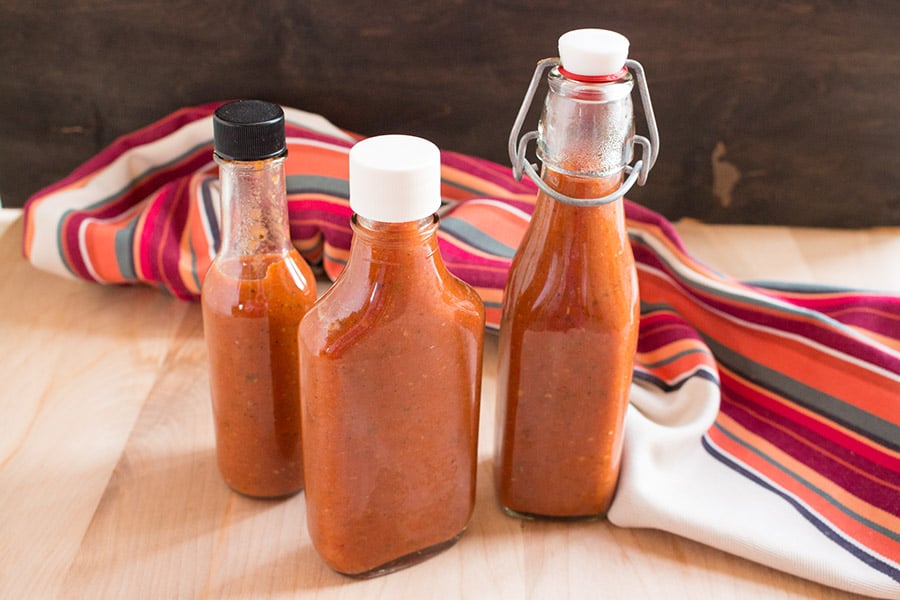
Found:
[558,29,630,77]
[349,135,442,223]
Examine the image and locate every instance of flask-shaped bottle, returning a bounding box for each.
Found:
[299,135,485,577]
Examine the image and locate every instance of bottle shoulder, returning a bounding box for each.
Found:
[300,265,484,355]
[503,201,638,329]
[202,251,317,315]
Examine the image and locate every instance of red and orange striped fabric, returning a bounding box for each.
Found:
[22,102,900,597]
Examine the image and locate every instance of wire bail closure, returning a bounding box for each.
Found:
[508,57,660,207]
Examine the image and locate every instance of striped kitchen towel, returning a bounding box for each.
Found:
[22,102,900,598]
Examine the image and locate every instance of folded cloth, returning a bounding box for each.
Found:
[23,103,900,598]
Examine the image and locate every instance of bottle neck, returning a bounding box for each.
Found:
[348,215,443,269]
[537,67,634,181]
[216,155,293,258]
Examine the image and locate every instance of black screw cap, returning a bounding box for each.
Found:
[213,100,286,161]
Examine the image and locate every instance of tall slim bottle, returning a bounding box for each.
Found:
[201,100,317,498]
[496,29,654,518]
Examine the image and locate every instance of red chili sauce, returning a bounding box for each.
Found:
[202,251,316,498]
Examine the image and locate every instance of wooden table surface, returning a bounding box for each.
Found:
[2,208,897,599]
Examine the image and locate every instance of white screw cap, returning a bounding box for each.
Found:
[349,135,442,223]
[558,29,630,77]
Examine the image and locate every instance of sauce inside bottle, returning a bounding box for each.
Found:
[203,251,315,497]
[495,167,639,518]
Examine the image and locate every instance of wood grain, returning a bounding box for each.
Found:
[2,1,899,226]
[0,218,192,597]
[1,210,891,598]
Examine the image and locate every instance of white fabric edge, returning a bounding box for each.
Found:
[609,378,900,599]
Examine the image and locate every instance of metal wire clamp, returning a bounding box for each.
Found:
[508,57,659,207]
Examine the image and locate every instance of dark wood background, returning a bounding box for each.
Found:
[2,1,898,227]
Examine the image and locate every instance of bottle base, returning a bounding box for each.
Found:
[226,482,304,500]
[500,505,606,522]
[335,530,464,579]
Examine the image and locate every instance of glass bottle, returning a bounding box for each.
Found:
[495,29,655,519]
[299,135,485,577]
[201,100,317,498]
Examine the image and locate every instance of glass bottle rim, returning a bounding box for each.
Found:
[547,66,633,102]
